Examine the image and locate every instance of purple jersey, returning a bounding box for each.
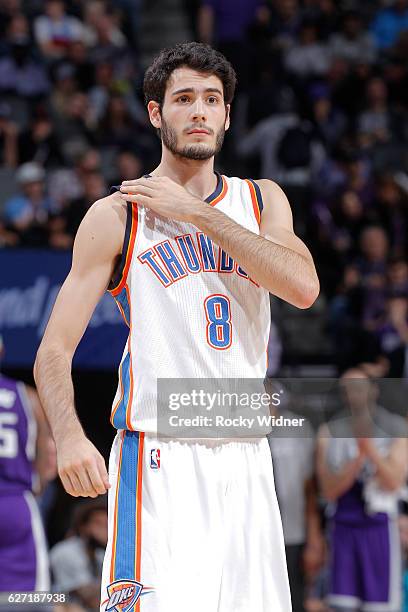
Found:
[0,375,49,592]
[0,374,37,494]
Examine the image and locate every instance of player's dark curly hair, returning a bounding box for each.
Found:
[143,42,237,108]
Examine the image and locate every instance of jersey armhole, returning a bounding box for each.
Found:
[245,179,264,226]
[108,188,138,296]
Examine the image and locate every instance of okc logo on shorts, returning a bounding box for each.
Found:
[105,580,142,612]
[150,448,160,469]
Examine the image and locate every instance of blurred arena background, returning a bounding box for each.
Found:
[0,0,407,610]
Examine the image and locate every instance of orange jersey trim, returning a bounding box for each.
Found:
[209,175,228,207]
[109,204,138,297]
[125,285,134,431]
[245,179,262,226]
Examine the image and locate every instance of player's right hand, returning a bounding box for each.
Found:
[56,436,111,498]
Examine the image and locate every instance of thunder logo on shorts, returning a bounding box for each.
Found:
[105,579,155,611]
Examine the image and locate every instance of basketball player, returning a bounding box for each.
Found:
[0,336,52,598]
[317,368,408,612]
[34,42,320,612]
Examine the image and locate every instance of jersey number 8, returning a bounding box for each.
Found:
[204,294,232,350]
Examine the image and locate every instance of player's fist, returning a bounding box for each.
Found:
[56,435,110,498]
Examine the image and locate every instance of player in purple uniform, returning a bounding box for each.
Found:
[317,368,408,612]
[0,337,52,594]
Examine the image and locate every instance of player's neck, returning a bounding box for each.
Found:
[151,153,218,202]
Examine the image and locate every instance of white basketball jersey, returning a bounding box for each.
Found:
[108,174,271,433]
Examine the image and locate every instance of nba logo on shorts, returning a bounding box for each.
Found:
[150,448,160,469]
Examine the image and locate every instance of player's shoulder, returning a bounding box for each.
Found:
[82,191,127,228]
[226,175,282,194]
[246,179,291,221]
[77,192,128,242]
[73,191,129,260]
[251,178,287,200]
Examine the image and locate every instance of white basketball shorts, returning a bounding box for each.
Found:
[100,430,292,612]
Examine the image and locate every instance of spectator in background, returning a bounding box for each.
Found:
[47,147,101,211]
[238,96,326,235]
[18,107,63,168]
[48,168,107,249]
[55,170,107,239]
[358,77,393,151]
[302,0,338,41]
[1,10,27,53]
[83,2,128,65]
[268,0,301,51]
[34,0,86,63]
[112,150,143,185]
[284,19,330,80]
[50,62,79,119]
[2,162,56,246]
[377,294,408,378]
[66,40,94,91]
[91,9,127,58]
[198,0,268,92]
[370,0,408,50]
[238,100,324,186]
[53,91,95,161]
[0,15,50,100]
[87,60,116,124]
[354,225,389,330]
[112,0,143,47]
[330,190,369,265]
[0,0,23,40]
[329,10,376,66]
[308,84,347,154]
[328,226,390,376]
[96,93,144,153]
[82,1,127,48]
[371,174,408,258]
[88,60,146,127]
[0,101,18,167]
[310,187,371,298]
[328,62,367,124]
[316,369,408,612]
[387,258,408,296]
[50,499,108,612]
[383,50,408,110]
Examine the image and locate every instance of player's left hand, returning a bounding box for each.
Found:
[119,176,204,223]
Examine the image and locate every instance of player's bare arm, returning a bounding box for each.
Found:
[120,176,320,308]
[34,193,125,498]
[25,386,57,494]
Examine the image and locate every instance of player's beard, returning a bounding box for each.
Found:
[160,117,225,161]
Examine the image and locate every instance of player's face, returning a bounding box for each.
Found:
[149,67,230,161]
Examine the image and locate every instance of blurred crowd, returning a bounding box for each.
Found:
[0,0,407,375]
